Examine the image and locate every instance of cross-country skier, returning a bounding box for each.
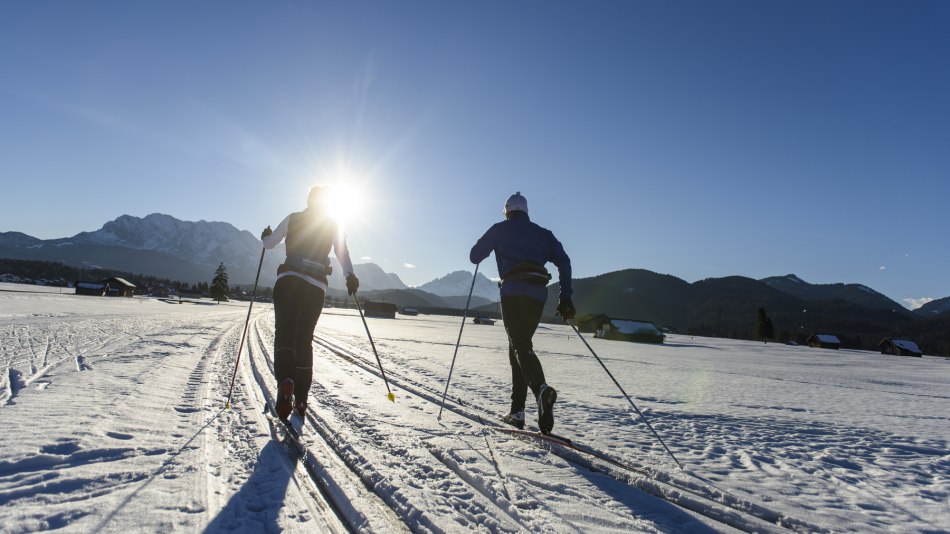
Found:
[261,186,360,420]
[470,191,575,434]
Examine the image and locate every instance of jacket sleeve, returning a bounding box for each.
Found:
[262,215,291,250]
[547,232,572,299]
[469,225,496,265]
[332,225,355,276]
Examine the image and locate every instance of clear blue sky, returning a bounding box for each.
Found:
[1,2,948,308]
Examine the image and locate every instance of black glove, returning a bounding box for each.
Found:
[260,226,272,240]
[346,273,359,295]
[557,298,576,321]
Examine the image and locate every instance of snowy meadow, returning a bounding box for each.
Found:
[0,288,947,533]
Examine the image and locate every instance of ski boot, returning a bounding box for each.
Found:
[501,410,526,430]
[294,400,307,418]
[537,384,557,435]
[275,378,294,421]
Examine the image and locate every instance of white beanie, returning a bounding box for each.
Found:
[504,191,528,215]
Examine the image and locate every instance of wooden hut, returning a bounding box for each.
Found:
[74,281,107,296]
[473,316,495,325]
[806,333,841,350]
[100,277,136,297]
[878,338,923,357]
[588,316,664,344]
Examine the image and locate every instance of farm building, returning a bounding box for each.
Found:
[806,333,841,350]
[74,281,107,296]
[473,316,495,325]
[576,314,664,344]
[878,338,923,357]
[102,277,136,297]
[363,301,397,319]
[74,278,135,297]
[400,307,419,316]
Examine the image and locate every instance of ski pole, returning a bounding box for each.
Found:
[568,321,684,470]
[438,263,479,420]
[225,246,266,409]
[354,295,396,402]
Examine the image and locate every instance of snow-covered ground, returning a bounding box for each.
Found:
[1,289,947,533]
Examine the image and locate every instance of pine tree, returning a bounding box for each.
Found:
[755,307,775,343]
[211,263,229,303]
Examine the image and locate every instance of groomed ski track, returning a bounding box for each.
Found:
[307,332,826,534]
[235,308,829,533]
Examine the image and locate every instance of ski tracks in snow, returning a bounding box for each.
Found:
[0,305,230,531]
[236,314,673,532]
[0,297,335,533]
[264,331,729,532]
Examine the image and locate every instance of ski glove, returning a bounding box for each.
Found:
[261,226,272,240]
[346,273,360,295]
[557,298,576,321]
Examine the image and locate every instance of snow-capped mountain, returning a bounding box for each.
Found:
[64,213,267,276]
[0,214,405,289]
[326,261,407,292]
[417,270,499,301]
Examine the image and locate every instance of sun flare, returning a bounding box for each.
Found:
[324,184,362,229]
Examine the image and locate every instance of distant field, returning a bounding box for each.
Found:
[0,282,75,294]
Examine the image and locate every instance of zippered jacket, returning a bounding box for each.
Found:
[263,208,354,291]
[470,212,572,302]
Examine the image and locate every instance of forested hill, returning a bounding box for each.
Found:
[533,269,950,356]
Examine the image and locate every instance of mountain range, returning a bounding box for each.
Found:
[3,214,949,355]
[0,214,489,306]
[514,269,950,355]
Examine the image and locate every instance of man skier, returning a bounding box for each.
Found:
[261,186,360,420]
[470,191,575,434]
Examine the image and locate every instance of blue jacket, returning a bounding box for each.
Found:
[470,212,572,302]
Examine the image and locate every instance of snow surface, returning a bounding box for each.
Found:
[1,290,948,533]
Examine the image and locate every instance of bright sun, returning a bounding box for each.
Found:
[324,184,362,228]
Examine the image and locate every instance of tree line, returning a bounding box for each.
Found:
[0,258,273,302]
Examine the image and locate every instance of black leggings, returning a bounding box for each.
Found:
[273,275,325,401]
[501,295,546,413]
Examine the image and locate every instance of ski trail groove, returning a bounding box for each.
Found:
[241,313,407,533]
[312,333,827,533]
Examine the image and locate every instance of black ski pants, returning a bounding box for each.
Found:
[501,295,546,414]
[273,275,325,402]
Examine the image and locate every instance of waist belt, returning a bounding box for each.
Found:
[501,262,551,287]
[281,255,332,278]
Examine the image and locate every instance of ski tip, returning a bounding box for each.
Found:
[387,392,396,403]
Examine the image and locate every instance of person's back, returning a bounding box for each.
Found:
[470,192,576,434]
[261,186,360,420]
[471,210,571,304]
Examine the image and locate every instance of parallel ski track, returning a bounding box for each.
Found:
[312,333,831,534]
[234,317,356,533]
[243,317,410,534]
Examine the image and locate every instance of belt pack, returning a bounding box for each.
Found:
[501,262,551,286]
[283,255,333,278]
